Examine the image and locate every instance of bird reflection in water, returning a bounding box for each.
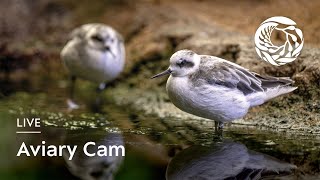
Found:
[166,141,296,180]
[63,130,124,180]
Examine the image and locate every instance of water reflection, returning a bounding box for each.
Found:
[166,141,296,180]
[63,129,124,180]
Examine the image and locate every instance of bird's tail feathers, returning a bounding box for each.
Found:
[253,73,297,101]
[265,86,297,101]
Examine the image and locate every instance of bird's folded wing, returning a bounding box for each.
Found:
[252,72,294,88]
[193,56,264,95]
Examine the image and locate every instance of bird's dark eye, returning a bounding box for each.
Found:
[91,35,104,42]
[176,60,187,68]
[176,59,194,68]
[110,38,114,43]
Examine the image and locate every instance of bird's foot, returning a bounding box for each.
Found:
[92,83,107,112]
[213,132,223,141]
[67,99,79,111]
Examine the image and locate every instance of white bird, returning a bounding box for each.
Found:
[61,23,125,110]
[152,49,297,133]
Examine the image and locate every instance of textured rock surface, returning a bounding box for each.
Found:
[105,3,320,134]
[1,1,319,177]
[1,1,319,133]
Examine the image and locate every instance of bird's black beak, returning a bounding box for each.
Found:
[104,45,110,51]
[104,45,116,58]
[151,69,171,79]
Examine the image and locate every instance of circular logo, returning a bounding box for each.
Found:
[254,16,304,66]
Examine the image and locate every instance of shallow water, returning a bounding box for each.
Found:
[1,91,320,180]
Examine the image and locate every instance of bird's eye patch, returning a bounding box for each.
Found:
[91,35,104,42]
[176,59,194,68]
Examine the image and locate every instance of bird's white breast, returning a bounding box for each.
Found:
[166,76,250,122]
[61,39,125,83]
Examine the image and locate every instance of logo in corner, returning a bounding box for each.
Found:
[254,16,304,66]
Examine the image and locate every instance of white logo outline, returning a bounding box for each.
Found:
[254,16,304,66]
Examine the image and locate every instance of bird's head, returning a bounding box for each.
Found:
[84,24,122,57]
[151,49,200,79]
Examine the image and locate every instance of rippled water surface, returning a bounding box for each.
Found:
[1,92,320,180]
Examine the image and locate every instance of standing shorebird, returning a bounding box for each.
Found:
[61,23,125,110]
[152,49,296,134]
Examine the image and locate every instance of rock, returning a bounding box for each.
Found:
[109,3,320,133]
[1,0,318,132]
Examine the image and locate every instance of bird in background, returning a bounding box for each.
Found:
[61,23,125,110]
[152,49,296,135]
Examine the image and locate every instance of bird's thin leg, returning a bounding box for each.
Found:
[214,121,218,133]
[93,82,107,111]
[218,122,224,131]
[214,121,224,140]
[69,75,76,100]
[218,122,224,137]
[67,76,79,110]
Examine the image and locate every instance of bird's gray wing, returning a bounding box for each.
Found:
[191,56,264,95]
[252,73,294,90]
